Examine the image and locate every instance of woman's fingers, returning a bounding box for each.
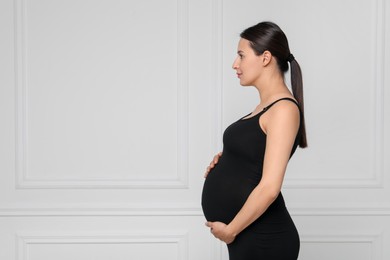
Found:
[204,167,211,178]
[204,161,215,177]
[213,152,222,163]
[204,152,222,178]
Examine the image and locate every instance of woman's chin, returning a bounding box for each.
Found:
[239,81,251,87]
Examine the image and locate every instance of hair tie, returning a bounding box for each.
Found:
[287,53,295,62]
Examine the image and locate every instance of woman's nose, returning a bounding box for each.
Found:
[232,59,239,69]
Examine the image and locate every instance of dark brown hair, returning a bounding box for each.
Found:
[240,21,307,148]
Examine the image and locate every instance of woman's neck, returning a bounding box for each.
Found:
[255,76,289,105]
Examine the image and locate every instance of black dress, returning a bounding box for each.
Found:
[201,97,300,260]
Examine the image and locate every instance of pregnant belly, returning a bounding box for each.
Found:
[201,163,256,224]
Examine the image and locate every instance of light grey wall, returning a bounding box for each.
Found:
[0,0,389,259]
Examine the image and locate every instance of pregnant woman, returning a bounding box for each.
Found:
[201,21,307,260]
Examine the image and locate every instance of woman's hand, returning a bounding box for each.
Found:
[205,221,235,244]
[204,152,222,178]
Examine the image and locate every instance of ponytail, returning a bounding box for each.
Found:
[289,58,307,148]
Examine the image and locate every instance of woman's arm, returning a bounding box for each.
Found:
[207,101,300,243]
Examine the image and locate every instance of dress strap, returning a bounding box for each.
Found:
[262,97,300,112]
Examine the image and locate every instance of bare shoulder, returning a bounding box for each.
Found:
[269,99,299,117]
[260,100,300,134]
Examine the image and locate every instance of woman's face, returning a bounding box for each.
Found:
[232,38,264,86]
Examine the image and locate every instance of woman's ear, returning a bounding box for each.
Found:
[262,50,272,66]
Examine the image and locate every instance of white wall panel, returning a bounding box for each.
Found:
[14,0,189,188]
[0,0,215,207]
[18,233,187,260]
[0,216,212,260]
[299,234,382,260]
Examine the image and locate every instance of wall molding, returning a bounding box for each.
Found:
[2,206,390,217]
[300,232,383,260]
[211,0,223,152]
[17,231,188,260]
[14,0,189,189]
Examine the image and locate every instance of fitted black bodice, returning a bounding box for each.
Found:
[201,97,300,224]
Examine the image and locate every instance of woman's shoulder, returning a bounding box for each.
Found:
[260,97,300,134]
[263,95,299,114]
